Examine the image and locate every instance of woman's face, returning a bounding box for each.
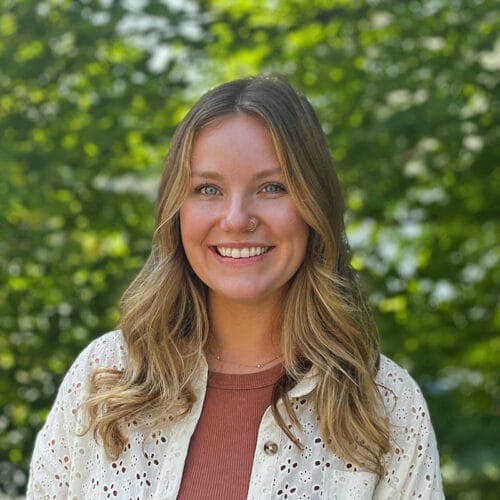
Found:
[179,113,309,306]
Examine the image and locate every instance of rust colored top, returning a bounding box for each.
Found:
[177,363,284,500]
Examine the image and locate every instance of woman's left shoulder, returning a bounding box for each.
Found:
[375,354,437,438]
[374,355,444,498]
[376,354,424,397]
[375,354,432,420]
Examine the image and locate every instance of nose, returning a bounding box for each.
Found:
[220,195,253,233]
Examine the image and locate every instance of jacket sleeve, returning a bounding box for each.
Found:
[26,331,122,499]
[27,360,83,498]
[375,361,445,499]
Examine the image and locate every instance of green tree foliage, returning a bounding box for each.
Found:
[1,0,498,496]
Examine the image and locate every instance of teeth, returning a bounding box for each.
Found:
[217,246,269,258]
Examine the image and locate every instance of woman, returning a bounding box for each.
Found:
[28,76,444,499]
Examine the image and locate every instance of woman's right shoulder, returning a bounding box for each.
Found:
[41,330,127,432]
[70,329,127,374]
[77,330,126,368]
[59,330,127,398]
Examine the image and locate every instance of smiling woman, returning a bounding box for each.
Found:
[180,113,308,308]
[27,76,444,499]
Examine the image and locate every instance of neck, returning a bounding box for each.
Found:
[206,294,283,373]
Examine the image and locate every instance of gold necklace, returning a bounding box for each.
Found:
[207,350,283,369]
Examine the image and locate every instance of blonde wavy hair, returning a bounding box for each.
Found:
[83,76,391,474]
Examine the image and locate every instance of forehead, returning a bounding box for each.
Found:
[190,113,282,176]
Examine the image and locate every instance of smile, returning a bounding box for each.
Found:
[216,246,270,258]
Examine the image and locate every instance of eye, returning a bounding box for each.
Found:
[197,184,220,196]
[261,183,286,194]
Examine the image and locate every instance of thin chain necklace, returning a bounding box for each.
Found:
[206,349,283,369]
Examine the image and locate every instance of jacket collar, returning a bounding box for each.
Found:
[287,366,319,398]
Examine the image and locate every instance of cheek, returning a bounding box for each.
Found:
[179,205,198,253]
[287,214,309,264]
[179,203,216,251]
[293,223,310,260]
[280,206,309,243]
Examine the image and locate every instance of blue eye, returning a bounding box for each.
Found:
[198,185,219,196]
[262,183,285,194]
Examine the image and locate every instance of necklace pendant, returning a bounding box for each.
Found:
[207,348,282,369]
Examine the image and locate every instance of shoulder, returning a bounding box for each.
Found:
[55,330,127,408]
[375,354,437,457]
[374,359,444,497]
[71,329,127,373]
[375,354,433,429]
[27,331,128,496]
[376,354,424,401]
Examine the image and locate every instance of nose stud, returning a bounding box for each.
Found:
[246,217,258,232]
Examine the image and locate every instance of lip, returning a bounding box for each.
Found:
[212,242,270,248]
[209,244,274,261]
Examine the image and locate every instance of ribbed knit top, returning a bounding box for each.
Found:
[177,363,284,499]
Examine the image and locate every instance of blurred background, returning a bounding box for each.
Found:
[1,0,499,497]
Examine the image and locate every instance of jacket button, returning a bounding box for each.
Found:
[263,441,278,455]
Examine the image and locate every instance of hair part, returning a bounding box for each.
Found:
[82,75,391,474]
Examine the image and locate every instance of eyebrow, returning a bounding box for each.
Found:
[191,167,283,181]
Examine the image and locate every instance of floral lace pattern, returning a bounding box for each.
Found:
[27,330,444,499]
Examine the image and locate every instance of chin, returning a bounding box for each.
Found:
[209,285,284,306]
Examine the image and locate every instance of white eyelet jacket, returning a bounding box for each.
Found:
[28,330,444,499]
